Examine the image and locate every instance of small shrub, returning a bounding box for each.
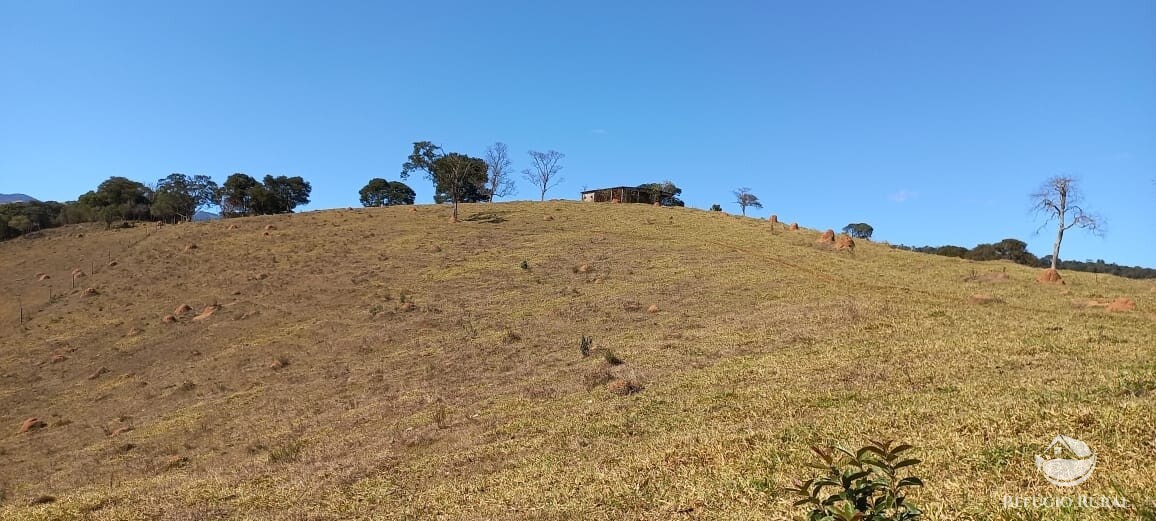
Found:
[785,439,923,521]
[579,336,593,357]
[501,329,521,344]
[433,402,449,429]
[520,260,530,270]
[710,204,723,212]
[267,440,304,464]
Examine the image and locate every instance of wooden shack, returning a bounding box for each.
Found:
[580,186,673,204]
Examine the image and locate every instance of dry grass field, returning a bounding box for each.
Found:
[1,201,1153,520]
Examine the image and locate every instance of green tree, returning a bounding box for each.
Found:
[733,187,762,216]
[842,223,874,240]
[1031,176,1105,270]
[359,178,416,206]
[402,141,489,221]
[259,175,311,214]
[76,176,153,225]
[638,180,685,206]
[218,173,261,217]
[152,173,219,222]
[7,215,32,234]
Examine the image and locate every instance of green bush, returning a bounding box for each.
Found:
[785,439,923,521]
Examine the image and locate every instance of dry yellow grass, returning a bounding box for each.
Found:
[0,202,1153,520]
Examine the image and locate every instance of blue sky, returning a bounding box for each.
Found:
[2,1,1153,266]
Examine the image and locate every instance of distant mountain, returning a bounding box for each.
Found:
[193,211,221,221]
[0,193,37,204]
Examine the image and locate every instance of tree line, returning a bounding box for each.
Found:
[891,238,1156,279]
[0,172,312,239]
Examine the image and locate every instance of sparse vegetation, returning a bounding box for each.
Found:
[0,201,1151,520]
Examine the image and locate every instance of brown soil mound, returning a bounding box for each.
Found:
[769,214,779,224]
[607,379,642,396]
[1036,268,1064,284]
[87,367,110,380]
[646,304,659,313]
[192,304,220,321]
[578,264,590,273]
[37,274,50,281]
[789,222,799,231]
[448,216,459,223]
[107,260,117,267]
[817,229,835,244]
[227,224,238,230]
[183,243,198,252]
[108,426,133,437]
[1107,298,1136,312]
[835,235,855,251]
[18,418,46,434]
[174,304,193,315]
[162,315,178,323]
[51,354,68,363]
[611,198,621,203]
[543,215,555,221]
[968,294,1003,305]
[652,202,660,207]
[400,302,416,312]
[82,287,98,297]
[71,269,86,278]
[264,224,276,231]
[409,207,418,212]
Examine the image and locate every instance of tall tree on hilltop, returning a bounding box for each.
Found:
[1031,176,1104,270]
[359,178,416,206]
[733,187,762,216]
[402,141,489,222]
[484,142,517,202]
[152,173,219,222]
[523,150,564,201]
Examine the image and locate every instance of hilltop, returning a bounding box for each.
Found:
[0,194,37,204]
[0,202,1152,520]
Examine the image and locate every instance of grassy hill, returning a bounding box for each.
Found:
[1,202,1152,520]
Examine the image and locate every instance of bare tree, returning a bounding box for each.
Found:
[1031,176,1105,270]
[523,150,565,201]
[733,187,763,216]
[483,142,516,202]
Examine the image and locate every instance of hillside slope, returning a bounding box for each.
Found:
[1,202,1153,520]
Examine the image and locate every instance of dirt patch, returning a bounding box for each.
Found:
[968,294,1003,305]
[835,236,855,251]
[1036,268,1064,284]
[1107,298,1136,312]
[964,272,1010,283]
[607,378,643,396]
[192,304,220,321]
[19,418,46,434]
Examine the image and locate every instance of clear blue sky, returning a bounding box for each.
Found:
[2,1,1153,266]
